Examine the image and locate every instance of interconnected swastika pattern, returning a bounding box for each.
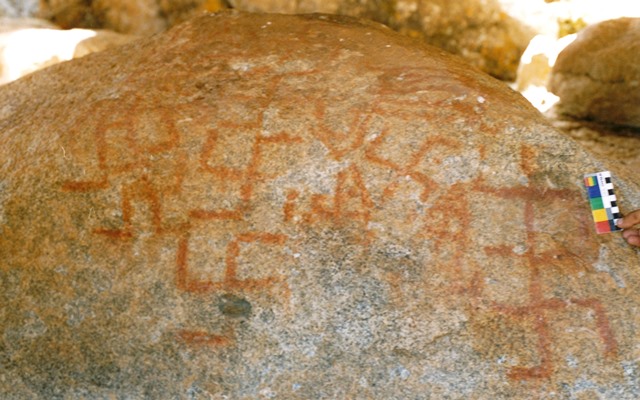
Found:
[58,60,620,380]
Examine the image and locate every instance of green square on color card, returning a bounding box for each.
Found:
[590,197,604,209]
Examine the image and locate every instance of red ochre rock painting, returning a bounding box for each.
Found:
[1,12,640,399]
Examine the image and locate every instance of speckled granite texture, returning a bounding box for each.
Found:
[1,11,639,399]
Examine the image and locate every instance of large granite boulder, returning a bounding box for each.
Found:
[1,11,639,399]
[549,18,640,128]
[395,0,534,81]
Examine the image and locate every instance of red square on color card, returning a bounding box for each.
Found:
[595,221,612,234]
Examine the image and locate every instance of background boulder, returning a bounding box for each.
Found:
[549,18,640,128]
[38,0,227,35]
[37,0,534,80]
[1,12,639,398]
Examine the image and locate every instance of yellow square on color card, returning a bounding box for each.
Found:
[586,176,596,186]
[592,209,608,222]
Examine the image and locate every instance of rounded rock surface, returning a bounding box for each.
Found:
[1,11,639,399]
[40,0,533,80]
[549,17,640,128]
[229,0,534,80]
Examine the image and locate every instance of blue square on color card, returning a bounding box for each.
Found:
[588,185,601,198]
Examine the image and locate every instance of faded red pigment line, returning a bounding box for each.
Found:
[520,145,538,177]
[235,232,287,245]
[334,165,373,218]
[176,234,189,291]
[224,240,241,282]
[571,298,619,357]
[507,316,554,380]
[61,178,109,192]
[301,165,375,243]
[140,176,163,234]
[189,209,243,221]
[364,129,402,171]
[427,185,474,282]
[145,109,181,154]
[176,330,232,347]
[313,104,370,161]
[283,190,300,223]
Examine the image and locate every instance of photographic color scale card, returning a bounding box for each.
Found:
[584,171,623,234]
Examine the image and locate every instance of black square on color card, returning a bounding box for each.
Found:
[611,201,617,207]
[613,213,622,219]
[608,189,615,196]
[605,177,612,184]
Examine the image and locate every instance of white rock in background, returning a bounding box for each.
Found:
[498,0,640,37]
[0,23,136,84]
[515,34,576,112]
[0,17,59,32]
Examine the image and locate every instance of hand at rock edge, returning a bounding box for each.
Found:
[617,209,640,247]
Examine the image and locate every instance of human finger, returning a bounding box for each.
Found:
[622,228,640,247]
[616,209,640,229]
